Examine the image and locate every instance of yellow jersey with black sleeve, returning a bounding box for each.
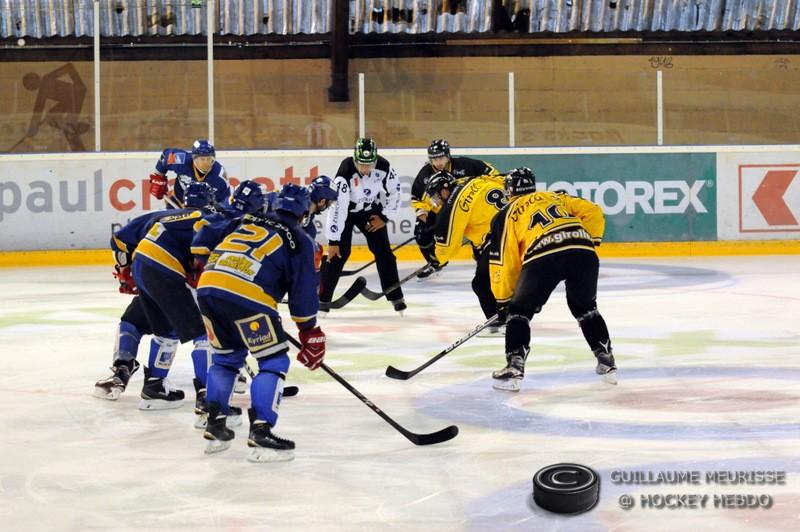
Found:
[433,177,508,264]
[411,157,501,215]
[488,191,605,303]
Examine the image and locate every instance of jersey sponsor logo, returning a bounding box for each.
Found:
[539,180,707,215]
[173,153,186,164]
[531,227,592,252]
[215,252,260,280]
[330,224,338,233]
[457,179,484,212]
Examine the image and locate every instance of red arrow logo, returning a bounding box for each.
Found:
[752,170,798,225]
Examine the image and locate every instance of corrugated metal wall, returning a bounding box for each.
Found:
[1,0,799,38]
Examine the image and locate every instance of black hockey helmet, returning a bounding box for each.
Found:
[504,167,537,197]
[425,170,456,199]
[427,139,451,160]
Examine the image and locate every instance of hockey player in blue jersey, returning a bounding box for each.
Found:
[304,175,339,239]
[197,184,325,462]
[94,182,220,409]
[148,139,231,207]
[95,182,216,405]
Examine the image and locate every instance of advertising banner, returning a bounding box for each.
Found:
[480,153,717,242]
[0,147,752,251]
[717,151,800,240]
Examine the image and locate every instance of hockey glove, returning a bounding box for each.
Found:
[113,264,138,295]
[313,241,323,272]
[186,259,204,288]
[297,326,326,370]
[149,172,168,200]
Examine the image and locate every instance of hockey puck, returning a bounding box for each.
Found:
[532,463,599,514]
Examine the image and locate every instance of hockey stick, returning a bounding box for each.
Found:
[385,314,498,380]
[285,335,458,446]
[281,276,367,308]
[242,358,299,397]
[359,264,431,301]
[326,276,368,309]
[341,236,415,276]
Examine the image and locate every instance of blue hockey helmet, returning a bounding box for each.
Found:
[184,181,215,208]
[191,139,216,158]
[273,183,311,219]
[309,175,338,204]
[230,180,266,215]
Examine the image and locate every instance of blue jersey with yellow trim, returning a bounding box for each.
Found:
[197,212,319,329]
[111,210,174,261]
[133,208,210,277]
[155,148,230,206]
[190,209,246,263]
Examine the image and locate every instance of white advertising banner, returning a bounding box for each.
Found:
[4,145,800,251]
[717,151,800,240]
[0,149,429,251]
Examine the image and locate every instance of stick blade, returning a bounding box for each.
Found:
[329,276,368,309]
[406,425,459,446]
[283,385,299,397]
[385,365,413,380]
[360,285,384,301]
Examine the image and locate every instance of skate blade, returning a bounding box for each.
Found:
[600,370,618,385]
[233,381,247,394]
[227,414,243,428]
[194,415,207,430]
[138,398,184,411]
[93,386,123,400]
[204,439,232,455]
[492,379,521,392]
[247,447,294,463]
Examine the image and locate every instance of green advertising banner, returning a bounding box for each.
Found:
[479,153,717,242]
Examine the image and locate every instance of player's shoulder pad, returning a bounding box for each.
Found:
[244,214,302,255]
[375,156,392,172]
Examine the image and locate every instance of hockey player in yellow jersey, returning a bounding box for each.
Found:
[412,139,501,278]
[427,170,508,331]
[487,167,617,392]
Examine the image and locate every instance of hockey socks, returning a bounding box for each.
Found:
[190,334,211,387]
[114,321,142,363]
[146,335,179,379]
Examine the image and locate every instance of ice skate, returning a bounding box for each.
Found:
[138,366,185,410]
[391,298,407,317]
[477,321,506,338]
[193,379,243,429]
[234,369,248,394]
[491,348,528,392]
[416,263,443,281]
[246,408,295,463]
[203,402,235,454]
[93,360,140,400]
[594,345,618,385]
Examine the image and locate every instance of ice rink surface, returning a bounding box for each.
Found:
[0,256,798,531]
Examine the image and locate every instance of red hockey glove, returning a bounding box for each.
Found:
[313,241,323,273]
[297,326,326,370]
[113,264,138,295]
[149,172,168,200]
[186,259,204,288]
